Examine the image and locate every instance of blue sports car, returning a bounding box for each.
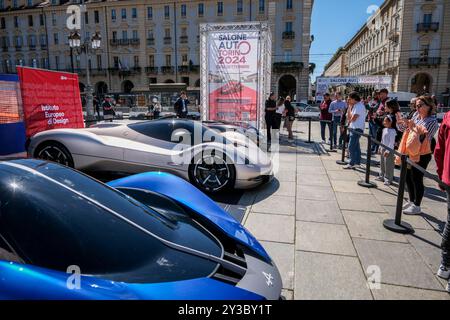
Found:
[0,159,282,300]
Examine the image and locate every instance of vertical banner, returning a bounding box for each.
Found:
[201,23,271,130]
[0,74,26,156]
[17,67,85,138]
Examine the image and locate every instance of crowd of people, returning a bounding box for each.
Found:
[264,89,450,292]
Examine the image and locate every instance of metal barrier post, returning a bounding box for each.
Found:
[383,154,414,234]
[336,126,347,165]
[305,117,313,144]
[357,135,377,188]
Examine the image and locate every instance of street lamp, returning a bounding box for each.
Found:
[68,31,101,121]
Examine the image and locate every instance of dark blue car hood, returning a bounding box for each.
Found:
[107,172,270,262]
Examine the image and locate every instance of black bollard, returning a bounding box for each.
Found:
[336,126,347,165]
[305,117,313,144]
[358,135,377,188]
[383,154,414,234]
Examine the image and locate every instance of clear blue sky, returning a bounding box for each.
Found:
[310,0,384,81]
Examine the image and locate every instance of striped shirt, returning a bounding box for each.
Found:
[397,111,439,141]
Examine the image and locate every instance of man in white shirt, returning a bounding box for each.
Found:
[344,92,367,169]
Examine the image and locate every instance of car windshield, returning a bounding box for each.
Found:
[0,160,221,283]
[128,120,230,145]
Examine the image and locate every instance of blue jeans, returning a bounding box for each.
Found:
[332,116,342,146]
[349,129,363,166]
[320,121,332,142]
[369,121,379,152]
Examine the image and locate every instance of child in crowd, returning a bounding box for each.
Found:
[376,115,397,185]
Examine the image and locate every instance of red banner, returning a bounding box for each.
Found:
[17,67,84,137]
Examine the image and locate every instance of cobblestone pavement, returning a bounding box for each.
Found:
[239,121,450,300]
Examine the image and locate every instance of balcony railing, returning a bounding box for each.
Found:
[91,68,107,76]
[15,46,21,51]
[110,39,140,46]
[130,38,140,45]
[163,37,172,45]
[1,46,8,52]
[161,66,174,74]
[145,66,158,74]
[190,65,200,73]
[282,31,295,40]
[180,35,188,44]
[417,22,439,33]
[147,38,155,46]
[29,44,36,51]
[273,61,304,72]
[409,57,441,67]
[40,44,47,50]
[178,65,189,74]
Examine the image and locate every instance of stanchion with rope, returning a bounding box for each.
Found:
[305,117,314,144]
[357,132,377,189]
[336,126,348,165]
[383,154,414,234]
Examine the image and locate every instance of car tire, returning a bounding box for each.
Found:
[34,141,75,168]
[188,149,236,194]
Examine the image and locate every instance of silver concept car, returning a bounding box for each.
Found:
[28,119,273,193]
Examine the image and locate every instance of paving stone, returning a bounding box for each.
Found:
[297,165,327,175]
[297,185,336,201]
[371,188,399,206]
[244,213,295,244]
[331,180,372,194]
[294,251,373,300]
[406,229,444,275]
[322,160,347,172]
[342,211,408,243]
[296,199,344,224]
[353,238,444,291]
[255,180,296,199]
[335,192,386,213]
[274,169,297,182]
[252,195,295,216]
[372,284,450,300]
[327,170,361,181]
[296,221,356,256]
[260,241,295,290]
[296,173,331,187]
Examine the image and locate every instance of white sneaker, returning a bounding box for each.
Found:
[321,140,326,144]
[403,204,422,215]
[375,176,384,182]
[437,265,450,279]
[384,181,392,186]
[402,202,412,210]
[343,164,355,170]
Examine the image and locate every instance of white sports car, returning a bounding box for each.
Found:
[28,119,273,193]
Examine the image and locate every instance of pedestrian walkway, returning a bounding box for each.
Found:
[239,121,450,300]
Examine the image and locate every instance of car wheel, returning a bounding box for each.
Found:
[34,141,74,168]
[189,150,236,193]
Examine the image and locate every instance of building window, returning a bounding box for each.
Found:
[148,55,154,67]
[39,14,44,26]
[182,54,188,65]
[198,3,204,17]
[423,13,432,24]
[217,2,223,16]
[113,56,119,68]
[121,8,126,20]
[420,44,430,60]
[40,34,46,46]
[259,0,265,13]
[132,30,138,40]
[165,28,171,38]
[284,50,292,62]
[0,0,3,9]
[285,21,293,32]
[133,56,139,68]
[165,5,170,19]
[132,8,137,19]
[181,4,187,17]
[237,0,243,14]
[287,0,293,10]
[0,17,5,29]
[112,31,117,40]
[55,56,59,70]
[97,55,102,69]
[165,54,171,66]
[51,12,56,26]
[42,58,48,69]
[94,11,99,23]
[84,12,88,24]
[28,15,33,27]
[147,7,153,19]
[111,9,116,21]
[13,0,17,8]
[53,33,59,45]
[122,30,127,40]
[14,16,19,28]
